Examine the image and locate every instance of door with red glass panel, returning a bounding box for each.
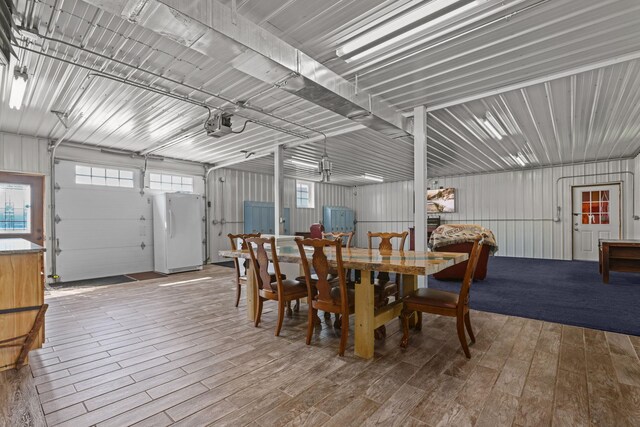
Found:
[572,184,620,261]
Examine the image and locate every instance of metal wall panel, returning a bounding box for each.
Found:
[208,168,354,262]
[0,132,49,173]
[354,180,415,250]
[354,159,638,259]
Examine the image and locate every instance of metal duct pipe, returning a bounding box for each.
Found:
[79,0,411,139]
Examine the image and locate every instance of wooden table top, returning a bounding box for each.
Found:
[219,246,468,276]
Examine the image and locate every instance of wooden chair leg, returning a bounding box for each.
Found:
[324,311,331,321]
[415,312,422,331]
[235,282,241,307]
[334,314,341,329]
[306,307,315,345]
[254,298,264,327]
[294,299,300,312]
[400,309,410,348]
[457,316,471,358]
[286,301,293,317]
[276,300,285,336]
[464,311,475,343]
[15,304,48,369]
[338,313,348,356]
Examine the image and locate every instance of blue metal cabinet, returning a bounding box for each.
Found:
[323,206,355,234]
[243,201,290,235]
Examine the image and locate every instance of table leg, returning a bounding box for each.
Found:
[246,264,257,321]
[401,274,418,328]
[602,244,610,284]
[355,269,375,359]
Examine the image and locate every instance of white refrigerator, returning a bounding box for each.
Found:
[153,193,203,274]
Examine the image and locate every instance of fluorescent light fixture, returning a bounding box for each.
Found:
[337,0,478,62]
[511,152,528,167]
[482,119,502,140]
[363,173,384,182]
[9,67,28,110]
[289,158,318,169]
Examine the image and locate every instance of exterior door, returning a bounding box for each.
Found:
[0,172,44,245]
[572,184,620,261]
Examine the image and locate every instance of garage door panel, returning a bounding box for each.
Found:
[55,161,154,282]
[56,247,154,281]
[56,188,151,219]
[56,220,153,250]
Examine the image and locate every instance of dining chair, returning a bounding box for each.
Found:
[295,237,354,356]
[293,231,354,325]
[367,231,409,302]
[399,237,484,358]
[228,233,287,307]
[245,236,307,336]
[228,233,261,307]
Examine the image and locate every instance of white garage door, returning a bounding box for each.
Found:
[55,161,154,282]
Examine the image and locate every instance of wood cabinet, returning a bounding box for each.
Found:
[599,239,640,284]
[0,239,46,372]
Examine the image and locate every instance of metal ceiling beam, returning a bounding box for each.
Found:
[79,0,412,139]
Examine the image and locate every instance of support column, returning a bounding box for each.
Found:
[413,106,428,287]
[274,145,285,236]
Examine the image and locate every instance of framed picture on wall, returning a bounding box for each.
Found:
[427,188,456,213]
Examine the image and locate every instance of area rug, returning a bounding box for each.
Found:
[51,275,135,288]
[429,256,640,336]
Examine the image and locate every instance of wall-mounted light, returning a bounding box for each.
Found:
[9,66,29,110]
[362,173,384,182]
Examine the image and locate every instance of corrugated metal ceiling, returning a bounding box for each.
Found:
[2,0,640,184]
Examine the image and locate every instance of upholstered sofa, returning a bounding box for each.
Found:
[428,224,498,281]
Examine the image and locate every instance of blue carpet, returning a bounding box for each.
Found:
[429,256,640,336]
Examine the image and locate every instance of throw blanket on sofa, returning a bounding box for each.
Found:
[428,224,499,255]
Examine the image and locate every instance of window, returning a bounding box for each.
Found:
[75,165,134,188]
[296,180,315,208]
[149,173,194,192]
[581,190,610,225]
[0,183,31,233]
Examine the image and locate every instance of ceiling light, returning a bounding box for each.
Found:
[9,67,28,110]
[363,173,384,182]
[512,152,528,167]
[318,137,333,182]
[337,0,478,62]
[482,119,502,140]
[289,158,318,169]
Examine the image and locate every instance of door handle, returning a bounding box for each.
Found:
[168,209,175,238]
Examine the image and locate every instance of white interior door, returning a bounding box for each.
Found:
[572,184,620,261]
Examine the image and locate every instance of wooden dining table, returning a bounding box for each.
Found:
[219,244,468,359]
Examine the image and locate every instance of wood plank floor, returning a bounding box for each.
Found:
[2,264,640,426]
